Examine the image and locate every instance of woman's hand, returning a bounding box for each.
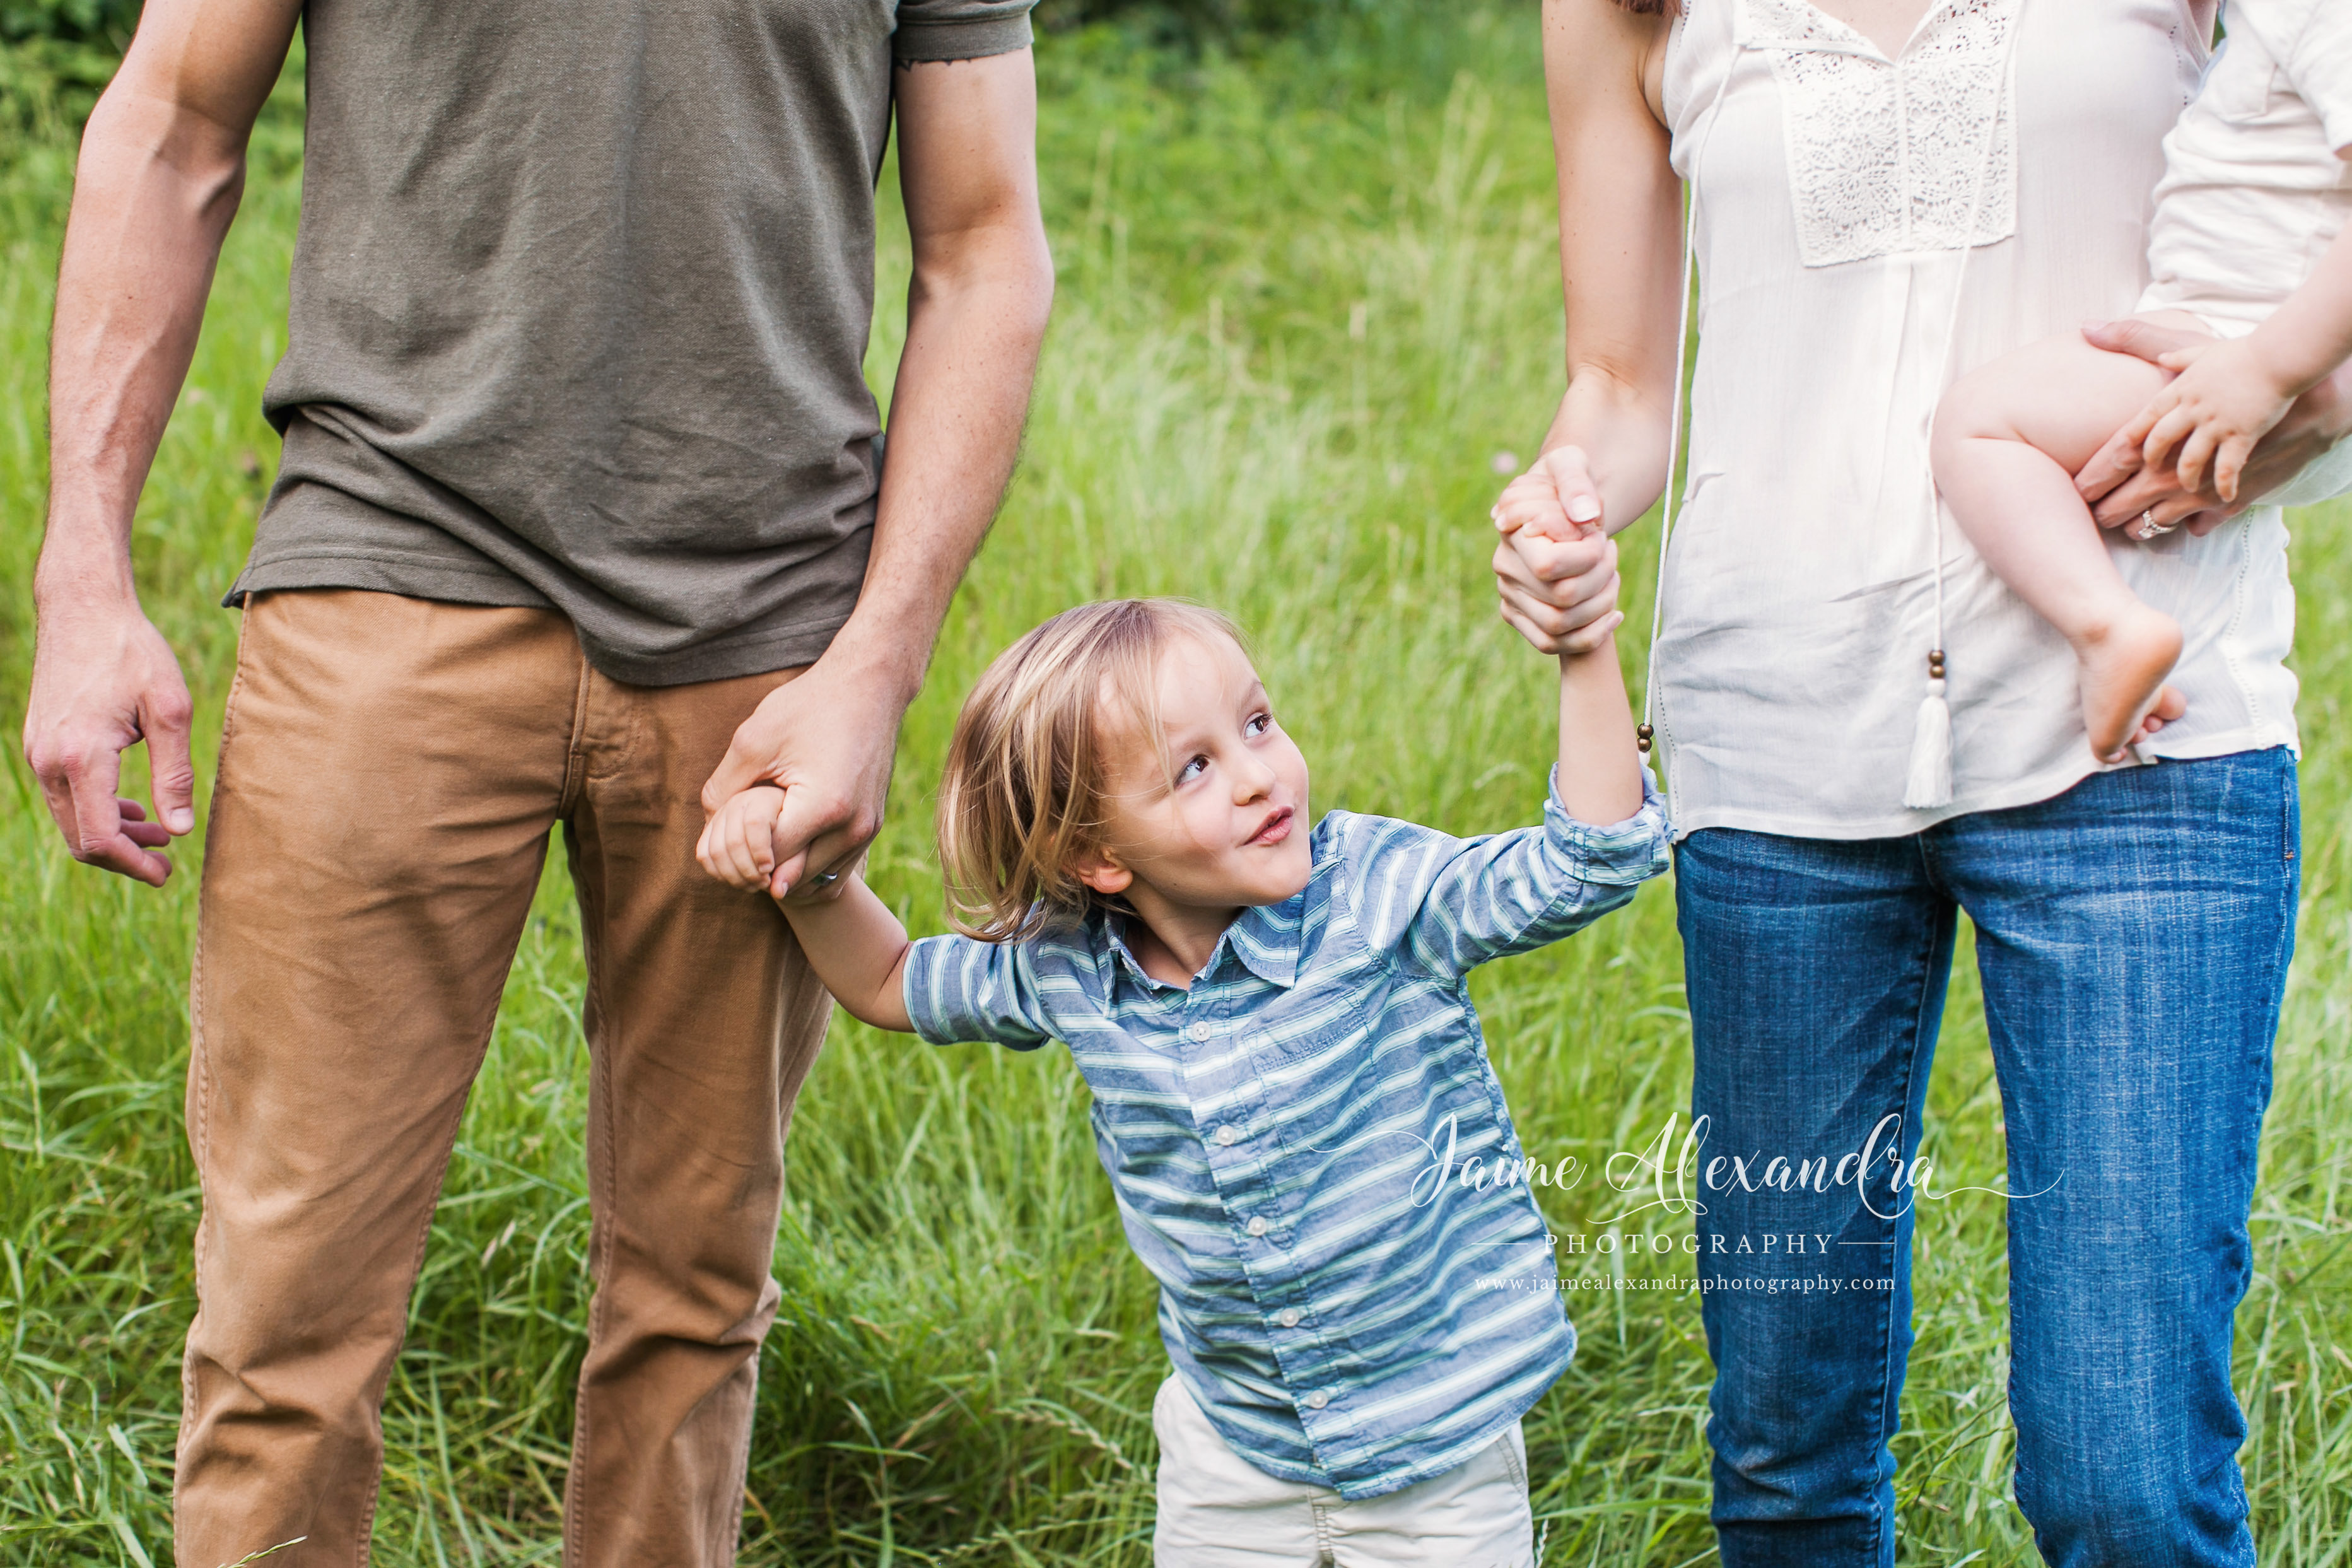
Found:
[1491,447,1624,655]
[2075,317,2352,536]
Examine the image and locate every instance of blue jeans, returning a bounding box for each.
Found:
[1676,748,2299,1568]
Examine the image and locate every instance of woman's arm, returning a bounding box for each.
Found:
[1492,0,1683,656]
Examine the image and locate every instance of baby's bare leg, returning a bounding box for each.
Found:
[1933,331,2185,761]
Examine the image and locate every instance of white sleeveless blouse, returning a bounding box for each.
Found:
[1653,0,2301,841]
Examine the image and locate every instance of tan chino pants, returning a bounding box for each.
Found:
[177,590,833,1568]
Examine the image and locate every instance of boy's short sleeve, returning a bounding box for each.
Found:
[902,933,1056,1050]
[2273,0,2352,153]
[893,0,1036,64]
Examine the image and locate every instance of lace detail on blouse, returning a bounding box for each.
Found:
[1743,0,2024,267]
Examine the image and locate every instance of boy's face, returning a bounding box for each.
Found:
[1092,631,1314,913]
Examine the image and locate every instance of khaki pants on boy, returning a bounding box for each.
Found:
[1150,1374,1536,1567]
[175,589,833,1568]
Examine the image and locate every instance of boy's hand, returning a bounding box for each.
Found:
[2116,336,2300,503]
[696,785,788,892]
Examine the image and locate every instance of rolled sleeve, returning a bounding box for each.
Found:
[1543,764,1674,889]
[1348,766,1672,978]
[894,0,1036,64]
[901,933,1055,1050]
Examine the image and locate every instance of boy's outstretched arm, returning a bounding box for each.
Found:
[697,786,915,1031]
[1548,526,1646,827]
[783,883,918,1033]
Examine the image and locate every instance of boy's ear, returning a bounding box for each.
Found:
[1073,851,1133,898]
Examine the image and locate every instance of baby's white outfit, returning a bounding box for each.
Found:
[2141,0,2352,502]
[1150,1373,1536,1567]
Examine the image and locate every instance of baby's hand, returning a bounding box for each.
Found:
[695,785,787,892]
[2117,336,2300,503]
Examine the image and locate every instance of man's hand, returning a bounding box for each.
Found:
[2076,316,2352,534]
[699,660,907,901]
[1492,447,1624,655]
[23,595,196,886]
[27,0,300,885]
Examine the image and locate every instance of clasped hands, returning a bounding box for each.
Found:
[1492,317,2352,645]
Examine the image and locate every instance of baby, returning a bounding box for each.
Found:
[699,590,1668,1564]
[1933,0,2352,762]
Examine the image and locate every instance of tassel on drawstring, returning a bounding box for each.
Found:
[1902,648,1953,809]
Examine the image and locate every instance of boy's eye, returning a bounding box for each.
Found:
[1177,754,1210,783]
[1246,711,1272,737]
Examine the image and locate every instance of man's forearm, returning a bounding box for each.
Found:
[39,4,295,606]
[41,107,247,603]
[821,231,1055,703]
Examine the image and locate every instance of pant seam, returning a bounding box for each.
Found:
[563,831,616,1565]
[177,599,258,1553]
[1861,872,1945,1564]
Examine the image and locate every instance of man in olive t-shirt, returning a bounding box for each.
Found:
[23,0,1054,1561]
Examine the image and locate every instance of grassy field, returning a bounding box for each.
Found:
[4,8,2350,1564]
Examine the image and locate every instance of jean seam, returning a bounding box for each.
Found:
[1862,853,1944,1565]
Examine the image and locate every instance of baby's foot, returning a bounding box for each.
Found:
[2074,603,2184,763]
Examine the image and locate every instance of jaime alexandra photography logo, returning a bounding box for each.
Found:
[1409,1111,2054,1229]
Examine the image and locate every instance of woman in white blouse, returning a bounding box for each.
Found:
[1492,1,2349,1561]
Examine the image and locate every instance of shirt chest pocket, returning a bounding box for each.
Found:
[2196,35,2279,125]
[1241,949,1392,1074]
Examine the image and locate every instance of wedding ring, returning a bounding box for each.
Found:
[2137,507,2177,539]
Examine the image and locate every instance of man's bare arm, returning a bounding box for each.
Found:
[701,48,1055,898]
[25,0,303,886]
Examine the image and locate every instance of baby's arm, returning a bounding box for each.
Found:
[696,785,914,1031]
[2125,221,2352,501]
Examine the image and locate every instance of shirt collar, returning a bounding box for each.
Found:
[1095,896,1307,992]
[1098,911,1176,992]
[1223,895,1304,988]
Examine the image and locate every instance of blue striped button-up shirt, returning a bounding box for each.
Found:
[901,768,1671,1499]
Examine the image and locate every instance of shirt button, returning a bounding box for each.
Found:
[1214,1125,1240,1146]
[1279,1308,1302,1328]
[1247,1215,1268,1237]
[1306,1390,1330,1410]
[1186,1021,1212,1042]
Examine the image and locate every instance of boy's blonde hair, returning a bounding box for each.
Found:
[937,599,1246,942]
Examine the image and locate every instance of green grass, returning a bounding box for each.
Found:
[4,8,2350,1564]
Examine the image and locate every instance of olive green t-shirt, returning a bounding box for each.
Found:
[233,0,1036,685]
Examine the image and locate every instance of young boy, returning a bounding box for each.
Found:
[1933,0,2352,762]
[698,585,1668,1564]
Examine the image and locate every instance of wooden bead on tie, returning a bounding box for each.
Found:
[1928,649,1946,678]
[1636,723,1654,754]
